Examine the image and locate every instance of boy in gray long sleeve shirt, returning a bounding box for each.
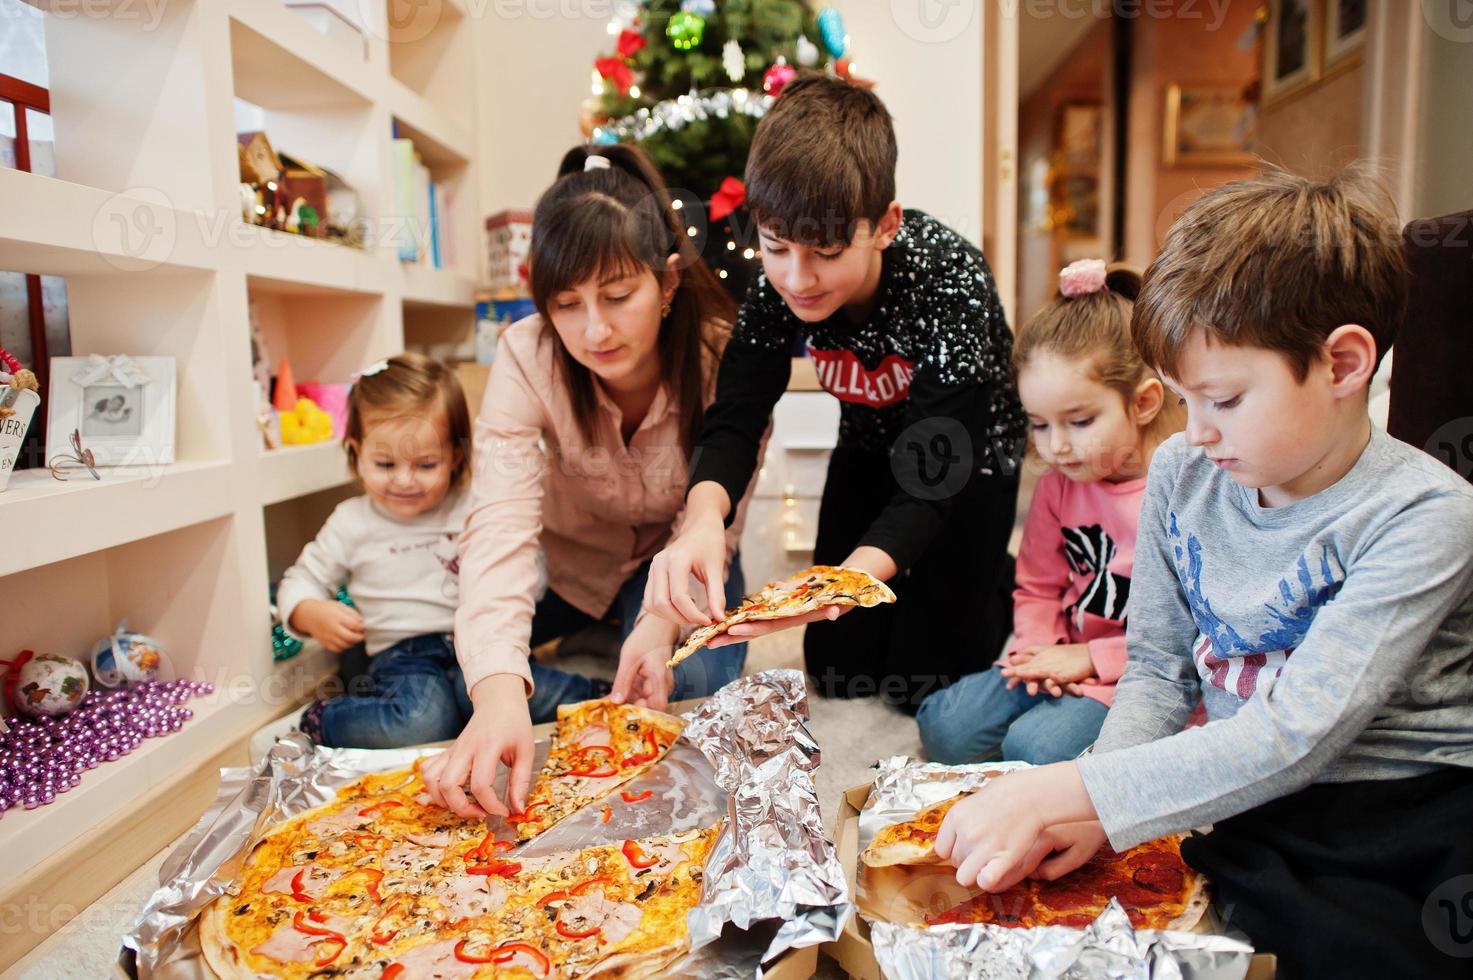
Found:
[930,170,1473,978]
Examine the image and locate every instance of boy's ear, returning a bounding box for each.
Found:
[874,201,903,249]
[1132,376,1165,426]
[1323,324,1377,398]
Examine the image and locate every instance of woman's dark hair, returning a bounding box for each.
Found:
[529,143,734,452]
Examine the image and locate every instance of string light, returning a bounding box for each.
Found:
[742,247,755,259]
[718,269,728,278]
[592,87,774,144]
[671,199,684,210]
[726,241,736,251]
[629,85,641,98]
[687,226,698,237]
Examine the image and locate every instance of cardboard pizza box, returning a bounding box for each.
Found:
[821,783,1277,980]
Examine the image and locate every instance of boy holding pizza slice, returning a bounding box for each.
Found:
[934,170,1473,977]
[638,75,1026,710]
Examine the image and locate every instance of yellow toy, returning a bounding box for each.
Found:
[278,397,334,445]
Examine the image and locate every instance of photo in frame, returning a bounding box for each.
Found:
[1163,85,1259,167]
[1324,0,1367,72]
[1262,0,1321,106]
[46,355,176,467]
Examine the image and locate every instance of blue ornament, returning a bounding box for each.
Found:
[817,7,847,58]
[592,128,619,146]
[681,0,715,15]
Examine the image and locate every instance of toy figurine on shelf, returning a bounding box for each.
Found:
[279,397,334,444]
[90,621,165,688]
[0,346,41,492]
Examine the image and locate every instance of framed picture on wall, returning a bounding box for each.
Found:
[45,355,176,468]
[1324,0,1367,73]
[1163,85,1259,167]
[1263,0,1322,106]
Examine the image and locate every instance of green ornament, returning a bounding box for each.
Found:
[272,622,303,662]
[335,585,356,609]
[666,11,705,51]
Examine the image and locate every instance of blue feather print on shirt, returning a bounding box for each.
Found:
[1169,512,1345,657]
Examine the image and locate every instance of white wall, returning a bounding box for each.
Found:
[470,1,987,245]
[1415,25,1473,220]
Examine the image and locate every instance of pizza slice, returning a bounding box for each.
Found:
[668,565,897,668]
[861,793,969,867]
[511,700,685,842]
[921,835,1209,932]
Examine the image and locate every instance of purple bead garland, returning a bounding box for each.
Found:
[0,679,214,819]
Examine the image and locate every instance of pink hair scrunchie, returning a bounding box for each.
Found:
[1059,258,1108,298]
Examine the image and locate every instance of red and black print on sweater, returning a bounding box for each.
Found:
[691,210,1027,703]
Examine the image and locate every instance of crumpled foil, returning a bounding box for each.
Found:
[870,905,1256,980]
[119,668,848,978]
[859,757,1255,980]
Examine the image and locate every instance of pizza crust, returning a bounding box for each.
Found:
[861,795,965,868]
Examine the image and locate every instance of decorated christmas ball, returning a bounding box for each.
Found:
[666,10,705,51]
[817,6,847,58]
[91,621,165,688]
[763,57,797,96]
[10,653,89,717]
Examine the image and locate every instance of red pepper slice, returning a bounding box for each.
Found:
[466,858,522,877]
[621,731,662,767]
[361,868,384,903]
[535,887,571,909]
[454,938,495,964]
[572,875,611,895]
[313,936,346,966]
[601,805,612,824]
[506,802,546,825]
[621,789,653,803]
[289,869,312,903]
[568,745,619,778]
[353,832,391,851]
[490,942,551,976]
[370,902,401,945]
[568,763,619,778]
[382,965,405,980]
[556,919,602,940]
[293,909,344,940]
[469,831,515,863]
[622,839,659,869]
[358,800,404,817]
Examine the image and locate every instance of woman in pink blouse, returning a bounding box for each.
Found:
[422,146,751,818]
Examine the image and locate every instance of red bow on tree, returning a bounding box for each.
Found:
[709,177,746,222]
[595,57,634,96]
[617,28,646,59]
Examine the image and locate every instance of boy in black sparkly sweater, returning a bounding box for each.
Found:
[635,75,1027,710]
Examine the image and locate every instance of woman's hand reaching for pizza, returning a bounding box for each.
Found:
[1001,644,1098,697]
[709,544,895,647]
[611,614,679,709]
[421,674,533,820]
[644,499,731,628]
[934,762,1098,892]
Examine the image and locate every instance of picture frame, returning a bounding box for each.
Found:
[1323,0,1367,74]
[45,355,176,467]
[1262,0,1322,107]
[1163,84,1259,167]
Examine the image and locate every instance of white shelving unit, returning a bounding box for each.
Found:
[0,1,482,969]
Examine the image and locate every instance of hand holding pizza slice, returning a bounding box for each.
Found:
[667,565,896,668]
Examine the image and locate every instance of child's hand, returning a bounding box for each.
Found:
[611,615,679,710]
[421,674,533,819]
[935,763,1097,892]
[289,599,366,653]
[1031,821,1109,881]
[1001,643,1095,697]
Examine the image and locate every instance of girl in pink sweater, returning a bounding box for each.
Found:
[916,261,1182,764]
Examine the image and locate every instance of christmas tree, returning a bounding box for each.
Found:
[584,0,869,297]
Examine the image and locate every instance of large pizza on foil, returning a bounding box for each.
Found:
[200,714,717,978]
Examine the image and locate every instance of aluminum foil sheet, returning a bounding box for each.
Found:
[858,758,1255,980]
[119,669,847,978]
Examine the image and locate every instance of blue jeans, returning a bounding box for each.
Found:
[525,557,748,724]
[318,633,472,749]
[915,665,1109,766]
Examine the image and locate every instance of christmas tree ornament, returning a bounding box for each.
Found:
[595,55,635,96]
[666,10,705,51]
[796,34,820,67]
[834,58,875,88]
[2,651,89,718]
[272,356,298,412]
[616,27,646,59]
[90,621,165,688]
[0,678,213,814]
[680,0,715,15]
[271,622,302,662]
[709,177,747,222]
[722,38,745,82]
[817,6,848,58]
[763,56,797,96]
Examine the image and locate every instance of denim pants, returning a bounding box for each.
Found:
[318,632,471,749]
[525,557,748,724]
[915,664,1109,766]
